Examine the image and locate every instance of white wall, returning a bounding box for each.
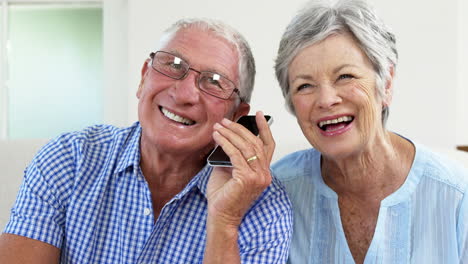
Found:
[457,0,468,145]
[123,0,466,160]
[374,0,459,149]
[103,0,128,127]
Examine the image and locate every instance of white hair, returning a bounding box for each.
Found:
[157,18,255,103]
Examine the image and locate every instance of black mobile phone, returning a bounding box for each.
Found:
[207,115,273,167]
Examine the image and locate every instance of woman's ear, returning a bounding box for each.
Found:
[137,59,151,99]
[382,65,395,107]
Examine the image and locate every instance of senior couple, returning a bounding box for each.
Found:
[0,0,467,263]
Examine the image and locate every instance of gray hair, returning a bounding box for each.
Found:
[158,18,255,103]
[275,0,397,125]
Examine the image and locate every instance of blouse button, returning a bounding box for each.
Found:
[143,208,151,216]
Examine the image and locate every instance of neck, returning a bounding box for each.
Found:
[322,132,415,201]
[139,136,211,195]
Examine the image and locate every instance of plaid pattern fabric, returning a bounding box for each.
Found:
[4,122,292,263]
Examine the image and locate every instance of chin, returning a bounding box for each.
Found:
[314,140,362,161]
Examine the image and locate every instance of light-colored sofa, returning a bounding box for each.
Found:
[1,140,467,231]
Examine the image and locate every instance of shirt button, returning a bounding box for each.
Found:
[143,208,151,216]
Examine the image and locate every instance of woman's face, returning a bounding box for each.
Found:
[288,32,391,159]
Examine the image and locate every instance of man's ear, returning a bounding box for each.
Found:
[382,65,395,107]
[136,59,151,99]
[232,102,250,122]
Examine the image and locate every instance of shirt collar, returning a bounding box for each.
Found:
[171,164,212,200]
[195,164,212,197]
[115,122,142,174]
[114,122,213,198]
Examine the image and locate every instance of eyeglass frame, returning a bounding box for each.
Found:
[149,51,241,101]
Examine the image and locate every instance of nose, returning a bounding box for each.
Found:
[316,85,342,109]
[170,70,201,104]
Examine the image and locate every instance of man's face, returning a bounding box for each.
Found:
[137,27,249,156]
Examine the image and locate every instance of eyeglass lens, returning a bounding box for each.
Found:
[152,51,237,100]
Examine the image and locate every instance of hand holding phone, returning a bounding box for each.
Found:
[205,112,276,251]
[207,115,273,167]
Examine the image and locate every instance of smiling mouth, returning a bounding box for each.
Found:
[160,107,196,126]
[318,115,354,132]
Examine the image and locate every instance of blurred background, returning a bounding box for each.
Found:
[0,0,467,228]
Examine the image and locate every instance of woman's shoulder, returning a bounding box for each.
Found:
[271,148,320,182]
[414,143,468,193]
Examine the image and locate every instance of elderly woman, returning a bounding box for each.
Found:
[272,0,468,263]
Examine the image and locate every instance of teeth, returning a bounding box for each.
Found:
[318,116,353,128]
[161,107,195,125]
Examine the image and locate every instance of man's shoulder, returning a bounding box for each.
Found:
[264,176,291,205]
[36,123,137,155]
[240,169,294,224]
[238,175,293,242]
[52,123,138,147]
[31,122,141,179]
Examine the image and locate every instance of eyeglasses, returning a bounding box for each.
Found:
[149,51,240,100]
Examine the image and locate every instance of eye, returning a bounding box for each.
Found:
[201,73,226,91]
[337,74,354,81]
[169,62,183,70]
[294,83,316,94]
[297,84,310,91]
[168,57,184,70]
[206,78,224,90]
[158,55,184,71]
[207,77,221,86]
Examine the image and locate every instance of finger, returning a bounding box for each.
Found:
[219,117,271,171]
[213,123,271,189]
[212,123,265,174]
[215,121,263,162]
[212,131,271,192]
[220,118,266,159]
[221,118,261,145]
[212,130,253,169]
[256,111,275,162]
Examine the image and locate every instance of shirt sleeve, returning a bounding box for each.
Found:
[3,137,76,249]
[238,177,293,263]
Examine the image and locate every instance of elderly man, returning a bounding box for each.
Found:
[0,19,292,263]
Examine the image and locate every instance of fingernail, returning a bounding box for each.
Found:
[221,118,232,126]
[214,123,222,129]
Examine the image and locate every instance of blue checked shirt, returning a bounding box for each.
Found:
[4,122,292,263]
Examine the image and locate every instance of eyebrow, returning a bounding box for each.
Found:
[165,49,186,62]
[165,49,234,81]
[333,64,357,74]
[291,63,358,83]
[291,74,314,83]
[204,67,232,80]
